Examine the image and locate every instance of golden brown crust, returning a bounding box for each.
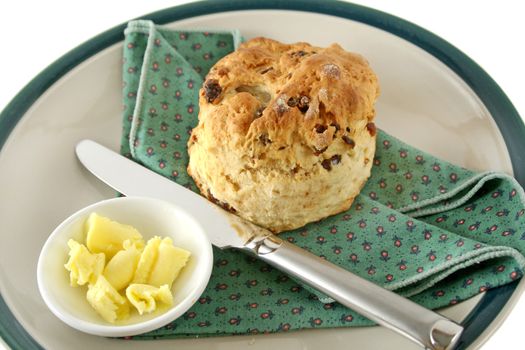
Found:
[187,37,380,232]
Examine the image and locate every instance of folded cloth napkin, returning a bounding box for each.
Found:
[121,20,525,338]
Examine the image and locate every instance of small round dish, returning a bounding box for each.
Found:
[36,196,213,337]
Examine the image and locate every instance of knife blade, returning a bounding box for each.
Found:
[76,139,463,350]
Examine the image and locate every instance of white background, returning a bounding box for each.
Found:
[0,1,523,349]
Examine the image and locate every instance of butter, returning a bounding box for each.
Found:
[64,213,191,323]
[103,240,141,291]
[132,236,161,285]
[85,212,144,260]
[86,275,129,323]
[133,236,191,287]
[64,239,105,287]
[126,284,173,315]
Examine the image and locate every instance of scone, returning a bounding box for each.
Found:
[187,37,379,233]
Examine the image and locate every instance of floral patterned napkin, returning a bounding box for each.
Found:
[120,20,525,338]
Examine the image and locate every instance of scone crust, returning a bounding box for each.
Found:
[188,37,380,233]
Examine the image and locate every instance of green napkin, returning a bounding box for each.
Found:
[121,20,525,338]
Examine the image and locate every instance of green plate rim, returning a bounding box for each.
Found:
[1,1,523,349]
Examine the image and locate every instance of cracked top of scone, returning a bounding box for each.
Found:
[190,37,378,169]
[187,37,380,232]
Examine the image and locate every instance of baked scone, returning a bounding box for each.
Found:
[187,37,379,233]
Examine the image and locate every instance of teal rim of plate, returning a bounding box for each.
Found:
[0,1,524,349]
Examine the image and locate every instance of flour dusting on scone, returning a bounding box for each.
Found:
[188,37,380,233]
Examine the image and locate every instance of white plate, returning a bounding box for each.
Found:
[1,2,524,349]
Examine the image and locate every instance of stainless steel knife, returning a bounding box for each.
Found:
[75,139,463,350]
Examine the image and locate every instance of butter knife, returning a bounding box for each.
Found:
[75,140,463,350]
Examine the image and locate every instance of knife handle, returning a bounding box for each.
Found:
[242,235,463,350]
